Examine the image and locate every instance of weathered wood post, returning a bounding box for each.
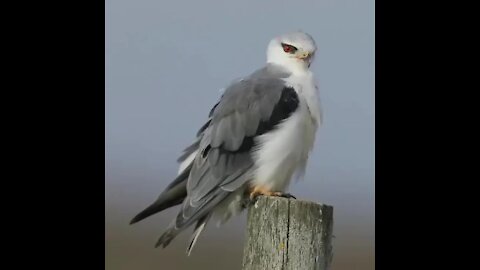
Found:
[242,196,333,270]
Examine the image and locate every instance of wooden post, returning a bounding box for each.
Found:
[242,196,333,270]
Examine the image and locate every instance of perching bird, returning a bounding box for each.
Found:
[130,31,322,255]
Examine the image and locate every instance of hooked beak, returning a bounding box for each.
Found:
[296,51,312,61]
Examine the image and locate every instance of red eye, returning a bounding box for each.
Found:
[281,43,297,53]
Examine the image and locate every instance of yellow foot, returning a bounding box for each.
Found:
[248,186,297,200]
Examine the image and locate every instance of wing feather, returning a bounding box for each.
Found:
[155,64,300,248]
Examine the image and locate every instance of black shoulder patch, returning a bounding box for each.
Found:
[257,87,299,134]
[203,87,299,158]
[225,86,299,154]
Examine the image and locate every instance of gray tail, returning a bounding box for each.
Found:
[130,164,192,225]
[154,214,210,252]
[186,215,210,256]
[155,227,180,248]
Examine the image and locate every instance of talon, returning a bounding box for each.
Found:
[271,192,296,199]
[249,186,264,200]
[248,192,260,203]
[281,193,296,199]
[249,190,260,201]
[248,185,297,200]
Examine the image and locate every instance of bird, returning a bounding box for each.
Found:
[130,31,322,256]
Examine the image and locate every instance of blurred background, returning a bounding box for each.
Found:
[106,0,374,269]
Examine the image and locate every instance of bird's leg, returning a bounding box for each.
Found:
[248,185,297,201]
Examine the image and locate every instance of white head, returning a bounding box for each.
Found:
[266,31,317,74]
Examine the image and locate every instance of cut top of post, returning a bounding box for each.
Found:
[242,196,334,270]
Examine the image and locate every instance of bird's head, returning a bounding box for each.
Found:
[266,31,317,74]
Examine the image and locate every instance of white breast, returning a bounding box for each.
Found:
[206,71,321,226]
[251,71,321,191]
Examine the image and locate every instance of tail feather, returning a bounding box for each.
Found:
[154,214,210,252]
[130,164,192,225]
[130,192,185,225]
[155,227,181,248]
[186,215,210,256]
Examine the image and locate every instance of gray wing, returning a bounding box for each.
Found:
[176,93,219,164]
[177,63,291,165]
[156,65,299,247]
